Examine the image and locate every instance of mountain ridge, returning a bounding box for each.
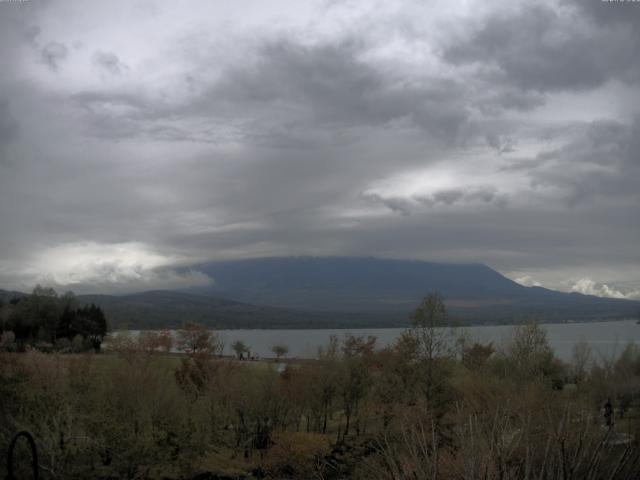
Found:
[187,256,639,320]
[2,257,638,328]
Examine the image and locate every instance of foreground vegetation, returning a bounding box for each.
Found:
[2,294,640,479]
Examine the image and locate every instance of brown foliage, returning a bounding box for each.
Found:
[262,432,331,479]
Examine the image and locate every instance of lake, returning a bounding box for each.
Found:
[119,319,640,361]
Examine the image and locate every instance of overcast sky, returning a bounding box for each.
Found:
[0,0,639,297]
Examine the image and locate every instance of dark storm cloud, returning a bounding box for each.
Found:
[73,38,471,147]
[92,50,128,75]
[363,186,508,215]
[0,0,639,296]
[72,90,163,139]
[475,87,547,116]
[23,25,41,46]
[485,133,515,155]
[442,3,640,91]
[359,193,413,216]
[0,99,19,150]
[525,116,640,207]
[40,41,69,72]
[572,0,640,27]
[201,39,470,144]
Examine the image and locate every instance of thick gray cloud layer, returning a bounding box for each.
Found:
[0,0,638,297]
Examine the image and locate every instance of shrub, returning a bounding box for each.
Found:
[262,432,331,478]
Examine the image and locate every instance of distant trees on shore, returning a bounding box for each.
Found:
[0,286,107,352]
[231,339,251,359]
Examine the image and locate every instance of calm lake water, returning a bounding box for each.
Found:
[120,319,640,361]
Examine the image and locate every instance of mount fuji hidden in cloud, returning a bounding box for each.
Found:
[61,257,640,329]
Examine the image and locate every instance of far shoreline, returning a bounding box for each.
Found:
[111,316,639,332]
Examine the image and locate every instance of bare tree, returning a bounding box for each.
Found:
[409,293,456,361]
[176,321,219,355]
[571,340,593,384]
[271,344,289,361]
[407,293,457,408]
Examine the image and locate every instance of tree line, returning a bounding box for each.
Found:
[0,286,108,352]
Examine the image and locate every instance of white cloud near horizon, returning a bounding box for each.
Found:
[570,278,640,301]
[0,242,212,294]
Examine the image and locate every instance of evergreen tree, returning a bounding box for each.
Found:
[56,305,78,340]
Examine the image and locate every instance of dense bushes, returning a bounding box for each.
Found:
[2,295,640,479]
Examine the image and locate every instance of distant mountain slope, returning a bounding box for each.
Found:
[187,257,640,321]
[76,290,401,330]
[0,289,28,303]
